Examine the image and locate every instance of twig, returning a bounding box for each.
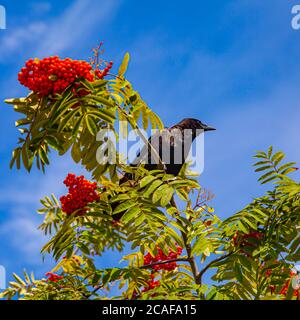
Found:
[140,258,189,269]
[197,252,233,285]
[117,106,166,171]
[170,197,200,284]
[83,284,105,299]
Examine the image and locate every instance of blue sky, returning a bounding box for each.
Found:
[0,0,300,290]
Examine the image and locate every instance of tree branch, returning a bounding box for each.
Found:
[117,106,166,171]
[140,258,189,269]
[197,252,233,285]
[83,284,105,300]
[170,196,200,284]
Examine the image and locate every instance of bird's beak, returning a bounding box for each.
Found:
[203,124,216,131]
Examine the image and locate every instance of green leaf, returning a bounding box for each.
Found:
[176,188,189,201]
[141,108,149,130]
[260,175,278,185]
[15,118,31,127]
[87,95,115,109]
[278,162,296,173]
[285,279,296,300]
[122,207,141,223]
[254,151,267,159]
[58,108,79,132]
[72,115,84,135]
[149,111,164,130]
[88,108,116,124]
[243,217,257,230]
[258,170,277,184]
[191,235,206,255]
[233,263,243,282]
[253,160,270,167]
[110,194,131,203]
[85,115,98,136]
[152,184,169,203]
[71,142,81,163]
[50,97,78,124]
[290,237,300,253]
[271,151,285,166]
[10,148,21,170]
[21,144,29,171]
[254,165,273,172]
[160,186,174,207]
[118,52,130,77]
[113,201,136,215]
[164,227,184,247]
[143,180,163,198]
[45,136,62,151]
[237,221,249,233]
[140,175,157,188]
[5,98,27,105]
[39,146,49,165]
[92,79,108,89]
[79,78,94,93]
[281,167,298,175]
[238,255,252,271]
[119,111,128,137]
[13,273,26,286]
[267,146,273,158]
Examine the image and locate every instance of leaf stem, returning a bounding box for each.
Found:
[170,197,200,284]
[197,252,233,285]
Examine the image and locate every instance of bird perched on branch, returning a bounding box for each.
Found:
[112,118,215,220]
[119,118,215,184]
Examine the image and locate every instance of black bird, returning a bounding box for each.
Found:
[119,118,216,184]
[112,119,215,220]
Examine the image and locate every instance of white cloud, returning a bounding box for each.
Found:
[0,0,121,62]
[0,156,75,205]
[0,215,42,264]
[0,22,47,60]
[35,0,121,57]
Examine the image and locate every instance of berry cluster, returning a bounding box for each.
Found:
[264,265,278,294]
[268,270,299,298]
[279,270,299,297]
[142,274,160,293]
[95,61,113,79]
[233,231,263,248]
[18,57,95,97]
[60,173,100,215]
[233,231,263,257]
[143,246,183,271]
[45,272,63,283]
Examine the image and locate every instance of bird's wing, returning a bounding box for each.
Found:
[120,123,195,181]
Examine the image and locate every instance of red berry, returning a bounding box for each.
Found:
[45,272,63,283]
[143,245,183,272]
[60,173,100,215]
[18,56,106,98]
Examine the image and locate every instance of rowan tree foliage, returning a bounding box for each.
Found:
[1,46,299,300]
